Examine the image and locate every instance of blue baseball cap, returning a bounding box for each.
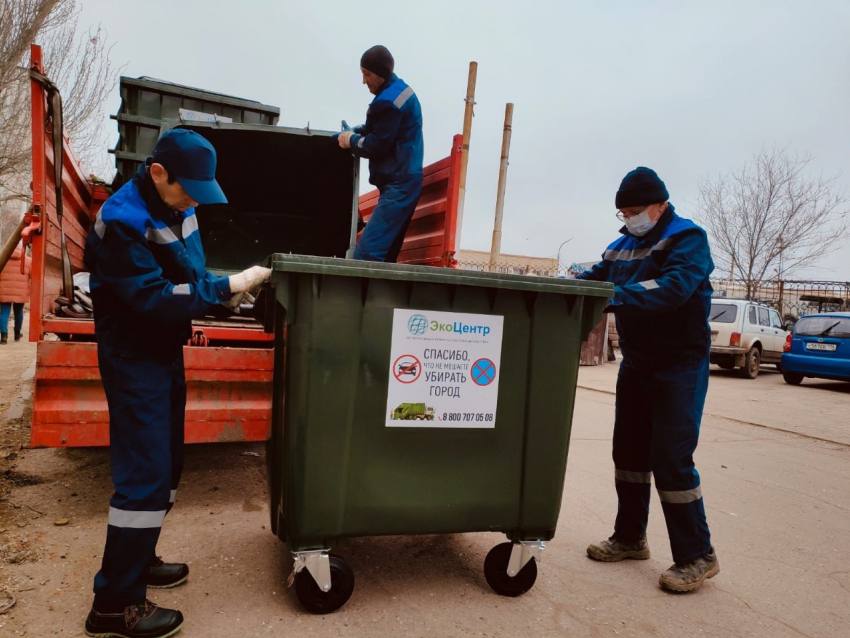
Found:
[150,128,227,205]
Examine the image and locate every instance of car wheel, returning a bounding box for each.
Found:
[741,347,761,379]
[783,372,804,385]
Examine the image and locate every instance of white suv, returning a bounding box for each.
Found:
[709,299,789,378]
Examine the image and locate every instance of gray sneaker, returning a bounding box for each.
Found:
[659,550,719,593]
[587,535,650,562]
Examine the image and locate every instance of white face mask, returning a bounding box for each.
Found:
[624,208,658,236]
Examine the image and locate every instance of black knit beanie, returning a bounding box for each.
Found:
[360,45,394,79]
[615,167,669,208]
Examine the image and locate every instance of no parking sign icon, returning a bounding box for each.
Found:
[471,358,497,386]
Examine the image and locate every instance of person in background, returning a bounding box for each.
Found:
[0,242,31,344]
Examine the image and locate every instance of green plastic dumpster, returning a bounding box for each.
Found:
[266,255,613,613]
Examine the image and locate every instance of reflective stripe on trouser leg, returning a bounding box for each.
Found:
[93,343,181,610]
[612,364,653,542]
[650,358,713,564]
[353,175,423,262]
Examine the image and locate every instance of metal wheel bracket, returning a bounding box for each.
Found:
[507,540,545,577]
[292,550,332,592]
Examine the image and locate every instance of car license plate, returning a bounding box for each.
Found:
[806,342,837,352]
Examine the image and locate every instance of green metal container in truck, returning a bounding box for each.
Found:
[266,255,613,613]
[111,76,280,186]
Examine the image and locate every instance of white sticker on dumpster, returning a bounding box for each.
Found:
[386,309,504,428]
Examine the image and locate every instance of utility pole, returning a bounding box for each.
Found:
[456,61,477,249]
[488,103,514,272]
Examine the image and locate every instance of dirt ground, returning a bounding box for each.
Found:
[1,331,849,637]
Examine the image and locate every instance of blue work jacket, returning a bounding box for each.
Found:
[349,74,423,187]
[578,205,715,366]
[84,169,232,360]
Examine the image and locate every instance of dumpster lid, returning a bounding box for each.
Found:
[270,254,614,297]
[121,76,280,116]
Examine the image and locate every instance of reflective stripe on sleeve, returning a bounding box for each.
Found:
[658,486,703,504]
[638,279,660,290]
[603,238,673,262]
[182,214,199,239]
[108,507,166,529]
[94,213,106,238]
[393,86,414,109]
[615,469,652,484]
[146,225,180,245]
[172,283,191,295]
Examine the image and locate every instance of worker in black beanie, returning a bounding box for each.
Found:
[578,166,719,595]
[336,46,424,262]
[360,45,394,82]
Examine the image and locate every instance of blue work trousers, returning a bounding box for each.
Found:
[92,342,186,610]
[0,302,24,337]
[354,175,423,262]
[612,357,713,564]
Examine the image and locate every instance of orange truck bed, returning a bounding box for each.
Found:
[25,45,461,447]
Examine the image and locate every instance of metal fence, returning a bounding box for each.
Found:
[456,259,568,278]
[456,260,849,321]
[711,279,850,320]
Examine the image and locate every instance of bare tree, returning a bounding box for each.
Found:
[0,0,115,216]
[699,150,847,298]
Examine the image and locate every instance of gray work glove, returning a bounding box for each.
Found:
[225,291,246,310]
[229,265,271,294]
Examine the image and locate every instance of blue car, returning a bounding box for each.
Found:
[781,312,850,385]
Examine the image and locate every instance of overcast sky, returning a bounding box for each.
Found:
[77,0,850,279]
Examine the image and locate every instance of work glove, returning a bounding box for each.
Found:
[229,265,271,294]
[338,130,354,149]
[225,291,246,310]
[223,290,257,312]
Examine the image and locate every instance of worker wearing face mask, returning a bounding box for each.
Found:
[577,166,719,594]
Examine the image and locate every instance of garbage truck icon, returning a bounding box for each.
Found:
[391,403,435,421]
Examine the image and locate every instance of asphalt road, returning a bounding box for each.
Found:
[1,350,848,637]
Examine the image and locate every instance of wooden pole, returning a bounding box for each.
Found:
[0,215,26,274]
[488,103,514,272]
[456,61,477,248]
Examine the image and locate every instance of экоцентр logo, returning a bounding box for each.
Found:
[408,314,428,336]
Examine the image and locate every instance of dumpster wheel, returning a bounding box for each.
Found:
[484,542,539,597]
[293,553,354,614]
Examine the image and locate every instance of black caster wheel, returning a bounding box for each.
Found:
[294,554,355,614]
[484,542,538,597]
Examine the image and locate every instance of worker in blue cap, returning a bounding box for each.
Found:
[336,45,424,262]
[83,128,270,637]
[578,167,719,594]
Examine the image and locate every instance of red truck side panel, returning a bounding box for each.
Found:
[358,134,462,267]
[31,342,273,447]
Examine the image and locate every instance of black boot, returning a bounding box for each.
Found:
[144,556,189,589]
[14,332,22,341]
[85,600,183,638]
[0,334,7,344]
